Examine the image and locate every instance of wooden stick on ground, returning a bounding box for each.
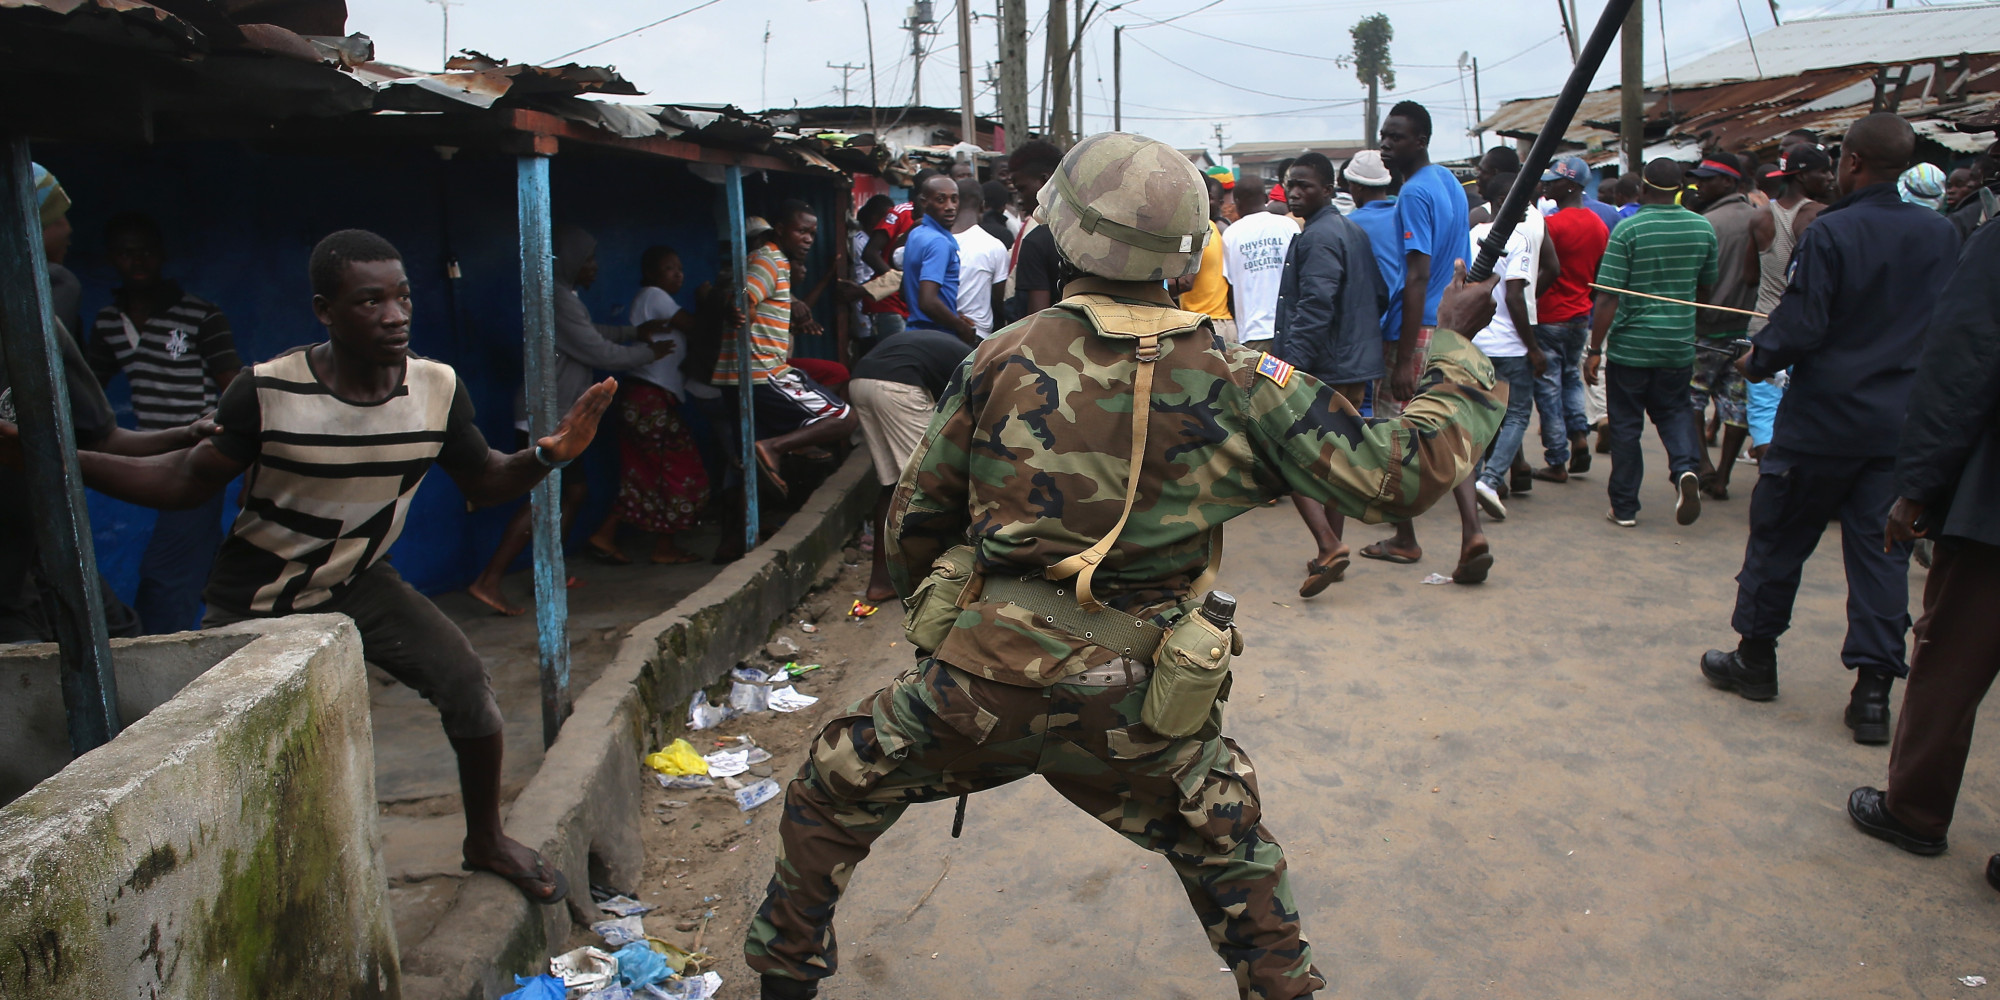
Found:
[901,855,952,922]
[1590,282,1769,319]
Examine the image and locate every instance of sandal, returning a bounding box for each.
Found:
[463,851,570,906]
[586,540,632,565]
[1451,543,1494,585]
[1299,555,1350,598]
[1358,540,1420,565]
[849,600,879,618]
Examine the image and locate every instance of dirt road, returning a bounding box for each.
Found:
[639,451,1997,999]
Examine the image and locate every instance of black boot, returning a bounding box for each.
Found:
[1700,637,1778,701]
[761,976,819,1000]
[1847,786,1947,855]
[1987,854,2000,892]
[1845,669,1895,745]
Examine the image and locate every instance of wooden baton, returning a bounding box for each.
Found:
[1588,282,1769,320]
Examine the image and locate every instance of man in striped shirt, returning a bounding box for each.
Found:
[59,229,613,907]
[1584,158,1720,529]
[713,200,856,497]
[85,212,243,634]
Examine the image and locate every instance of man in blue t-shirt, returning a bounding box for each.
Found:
[1366,99,1492,583]
[1343,150,1404,346]
[901,174,978,345]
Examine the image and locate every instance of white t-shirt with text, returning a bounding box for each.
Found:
[1221,210,1297,344]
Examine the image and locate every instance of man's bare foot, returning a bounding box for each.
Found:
[754,440,789,496]
[1359,539,1421,564]
[462,833,568,905]
[1452,537,1493,585]
[467,578,525,616]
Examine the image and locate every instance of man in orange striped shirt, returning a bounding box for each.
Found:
[712,202,857,497]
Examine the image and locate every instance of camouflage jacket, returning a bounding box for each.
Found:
[886,276,1503,687]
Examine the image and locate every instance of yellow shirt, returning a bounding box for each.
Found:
[1179,220,1232,319]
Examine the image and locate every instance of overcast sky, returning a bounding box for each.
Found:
[346,0,1935,159]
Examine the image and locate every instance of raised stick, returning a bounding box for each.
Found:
[1589,282,1769,319]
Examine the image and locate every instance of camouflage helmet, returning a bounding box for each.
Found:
[1036,132,1210,282]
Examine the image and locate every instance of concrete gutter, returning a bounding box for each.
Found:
[401,450,880,1000]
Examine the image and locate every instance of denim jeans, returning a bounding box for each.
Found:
[1605,362,1702,519]
[1532,319,1591,465]
[1479,355,1538,490]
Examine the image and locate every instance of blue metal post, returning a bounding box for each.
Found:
[0,137,119,754]
[517,153,570,749]
[725,165,759,551]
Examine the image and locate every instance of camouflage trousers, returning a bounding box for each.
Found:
[743,657,1325,999]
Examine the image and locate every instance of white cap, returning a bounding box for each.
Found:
[1343,149,1392,189]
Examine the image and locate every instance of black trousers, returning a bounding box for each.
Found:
[1730,446,1912,676]
[1605,362,1701,519]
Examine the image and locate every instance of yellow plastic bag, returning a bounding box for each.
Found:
[645,738,709,777]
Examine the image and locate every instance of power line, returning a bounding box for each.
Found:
[544,0,731,63]
[1124,35,1348,100]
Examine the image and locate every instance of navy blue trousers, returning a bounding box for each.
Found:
[135,491,224,635]
[1731,447,1912,676]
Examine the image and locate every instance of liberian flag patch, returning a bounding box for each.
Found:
[1256,353,1294,387]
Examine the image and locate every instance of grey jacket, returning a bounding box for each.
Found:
[553,283,653,413]
[1271,204,1388,386]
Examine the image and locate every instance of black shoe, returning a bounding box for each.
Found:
[1675,471,1703,525]
[1847,786,1947,856]
[1511,467,1534,494]
[1569,442,1592,475]
[762,976,820,1000]
[1987,854,2000,892]
[1701,643,1778,701]
[1845,671,1895,746]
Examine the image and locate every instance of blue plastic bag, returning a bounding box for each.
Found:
[499,974,566,1000]
[613,942,671,989]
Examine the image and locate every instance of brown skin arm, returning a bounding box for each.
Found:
[917,280,979,345]
[862,229,893,276]
[446,378,617,508]
[1537,236,1561,291]
[66,439,246,511]
[1795,201,1826,232]
[0,413,227,498]
[1024,288,1053,313]
[1583,289,1621,386]
[1885,497,1925,551]
[1503,278,1546,378]
[1392,251,1432,398]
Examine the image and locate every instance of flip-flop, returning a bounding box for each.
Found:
[586,541,632,565]
[1299,555,1350,598]
[1359,541,1420,565]
[849,600,879,618]
[1452,546,1494,585]
[463,852,570,906]
[754,444,790,498]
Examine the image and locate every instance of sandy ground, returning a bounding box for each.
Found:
[612,433,2000,1000]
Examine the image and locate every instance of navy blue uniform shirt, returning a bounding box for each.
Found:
[1748,181,1960,456]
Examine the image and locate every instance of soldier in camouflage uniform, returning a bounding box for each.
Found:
[746,133,1507,1000]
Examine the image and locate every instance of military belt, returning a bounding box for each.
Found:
[980,573,1165,664]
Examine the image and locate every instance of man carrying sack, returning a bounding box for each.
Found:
[743,133,1507,1000]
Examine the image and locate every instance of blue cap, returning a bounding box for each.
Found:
[1540,155,1590,184]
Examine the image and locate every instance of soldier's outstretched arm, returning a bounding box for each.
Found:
[884,360,977,598]
[1247,261,1507,524]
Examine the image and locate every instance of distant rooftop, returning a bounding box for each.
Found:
[1659,3,2000,85]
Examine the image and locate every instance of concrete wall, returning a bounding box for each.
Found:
[0,629,255,804]
[399,450,879,1000]
[0,615,399,999]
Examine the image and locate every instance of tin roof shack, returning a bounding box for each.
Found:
[0,0,851,756]
[1477,4,2000,167]
[1222,139,1373,187]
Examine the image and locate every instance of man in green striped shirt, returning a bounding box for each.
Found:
[1584,158,1720,528]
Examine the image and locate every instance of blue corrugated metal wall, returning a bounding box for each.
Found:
[37,138,840,602]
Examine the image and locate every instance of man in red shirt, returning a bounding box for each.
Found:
[1530,155,1611,482]
[859,187,921,346]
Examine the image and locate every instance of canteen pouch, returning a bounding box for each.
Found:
[902,544,979,652]
[1141,610,1238,739]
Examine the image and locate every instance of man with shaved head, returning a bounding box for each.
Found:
[1700,113,1960,749]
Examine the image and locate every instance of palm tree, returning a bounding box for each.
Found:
[1352,13,1395,142]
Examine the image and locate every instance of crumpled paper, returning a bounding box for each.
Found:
[592,915,649,948]
[767,686,819,712]
[551,946,618,994]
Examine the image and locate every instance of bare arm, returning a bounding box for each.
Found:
[917,280,979,345]
[1583,289,1620,386]
[446,379,617,507]
[1504,278,1545,377]
[72,439,245,510]
[1392,251,1432,398]
[862,230,893,276]
[96,417,221,457]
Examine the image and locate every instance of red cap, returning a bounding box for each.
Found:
[1689,158,1743,180]
[1268,182,1287,202]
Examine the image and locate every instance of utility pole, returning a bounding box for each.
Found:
[425,0,460,69]
[908,0,937,106]
[957,0,976,144]
[1556,0,1580,62]
[1620,0,1644,172]
[761,20,773,110]
[1074,0,1085,136]
[1000,0,1028,149]
[1212,122,1228,165]
[1113,25,1122,131]
[1471,56,1483,148]
[1047,0,1070,143]
[863,0,880,132]
[829,61,865,104]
